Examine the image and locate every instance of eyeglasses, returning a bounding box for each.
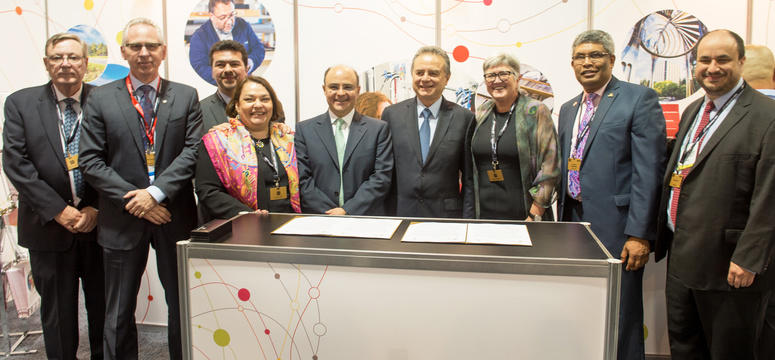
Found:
[572,52,610,64]
[212,11,237,22]
[483,71,514,82]
[124,42,163,52]
[47,55,84,65]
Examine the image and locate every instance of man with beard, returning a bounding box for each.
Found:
[200,40,248,131]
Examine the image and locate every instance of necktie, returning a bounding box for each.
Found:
[137,84,155,127]
[670,101,715,225]
[62,98,84,198]
[334,118,346,206]
[568,92,598,199]
[419,108,432,163]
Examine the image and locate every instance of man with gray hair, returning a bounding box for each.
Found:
[557,29,666,360]
[80,18,203,360]
[381,46,475,218]
[743,44,775,99]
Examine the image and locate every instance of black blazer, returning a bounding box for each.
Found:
[79,78,203,250]
[382,96,474,218]
[200,92,228,132]
[655,84,775,291]
[3,82,98,251]
[294,111,393,215]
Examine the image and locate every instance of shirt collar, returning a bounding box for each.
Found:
[217,90,232,105]
[212,21,232,37]
[583,77,612,105]
[329,108,355,126]
[128,72,161,93]
[52,83,83,104]
[417,96,443,119]
[705,78,745,109]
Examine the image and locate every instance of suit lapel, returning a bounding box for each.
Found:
[561,93,583,162]
[665,100,701,182]
[425,98,452,165]
[343,112,367,168]
[691,87,752,171]
[406,98,423,166]
[116,79,147,156]
[313,112,340,170]
[153,80,174,154]
[581,78,619,161]
[37,84,67,170]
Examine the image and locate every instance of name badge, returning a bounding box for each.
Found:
[568,158,581,171]
[270,186,288,200]
[669,173,684,188]
[487,169,504,182]
[145,150,156,167]
[65,154,79,171]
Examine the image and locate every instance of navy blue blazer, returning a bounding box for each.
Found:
[557,76,666,254]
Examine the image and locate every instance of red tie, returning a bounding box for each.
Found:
[670,101,715,225]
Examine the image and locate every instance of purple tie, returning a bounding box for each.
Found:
[568,92,598,199]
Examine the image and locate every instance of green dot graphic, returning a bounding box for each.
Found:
[213,329,230,347]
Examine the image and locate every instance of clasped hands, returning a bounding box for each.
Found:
[124,189,171,225]
[54,205,98,233]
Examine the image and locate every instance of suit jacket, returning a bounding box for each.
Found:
[2,82,98,251]
[188,18,265,85]
[557,76,666,255]
[79,78,203,250]
[200,92,228,132]
[294,111,392,215]
[654,84,775,291]
[382,97,474,218]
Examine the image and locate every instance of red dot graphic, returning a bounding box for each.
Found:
[147,295,154,301]
[15,6,22,15]
[238,288,250,301]
[452,46,469,62]
[264,329,271,335]
[483,0,493,5]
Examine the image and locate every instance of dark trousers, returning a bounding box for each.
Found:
[102,228,181,360]
[29,234,105,360]
[564,197,645,360]
[666,272,770,360]
[760,298,775,359]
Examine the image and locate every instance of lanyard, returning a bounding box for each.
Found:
[255,138,281,185]
[54,100,82,151]
[126,77,162,147]
[490,101,516,168]
[676,83,745,168]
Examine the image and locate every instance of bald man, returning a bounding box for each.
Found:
[743,44,775,99]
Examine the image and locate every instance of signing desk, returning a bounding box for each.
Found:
[177,214,621,360]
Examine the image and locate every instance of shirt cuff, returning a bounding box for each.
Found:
[147,186,167,203]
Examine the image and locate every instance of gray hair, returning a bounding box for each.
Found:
[45,33,88,58]
[572,30,615,55]
[411,46,451,75]
[482,53,521,75]
[121,18,165,46]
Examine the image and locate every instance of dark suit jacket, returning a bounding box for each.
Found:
[294,111,392,215]
[557,76,666,255]
[381,97,474,218]
[2,82,98,251]
[200,92,228,132]
[654,84,775,291]
[79,78,203,250]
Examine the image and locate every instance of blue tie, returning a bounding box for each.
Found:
[419,108,432,163]
[137,85,155,127]
[62,98,84,198]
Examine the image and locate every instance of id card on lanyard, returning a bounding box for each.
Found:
[126,77,162,182]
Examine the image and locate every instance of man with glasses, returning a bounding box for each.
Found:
[557,29,666,360]
[3,32,105,360]
[381,46,475,218]
[189,0,266,85]
[79,18,202,360]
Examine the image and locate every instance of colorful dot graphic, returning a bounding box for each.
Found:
[213,328,230,347]
[238,288,251,301]
[452,45,469,62]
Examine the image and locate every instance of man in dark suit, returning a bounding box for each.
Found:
[295,65,393,215]
[79,18,202,360]
[200,40,248,131]
[381,46,474,218]
[557,30,666,360]
[654,29,775,360]
[2,32,104,360]
[189,0,265,85]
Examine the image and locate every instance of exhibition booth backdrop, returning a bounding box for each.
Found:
[1,0,774,356]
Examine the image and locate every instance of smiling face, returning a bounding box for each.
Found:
[210,2,236,33]
[237,80,274,134]
[484,64,520,105]
[694,31,745,100]
[44,39,88,94]
[121,23,166,83]
[212,49,247,96]
[412,53,450,107]
[323,65,360,118]
[571,42,614,92]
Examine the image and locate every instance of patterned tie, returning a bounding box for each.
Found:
[62,98,84,198]
[137,84,155,127]
[419,108,432,163]
[334,118,346,206]
[568,93,598,199]
[670,101,715,225]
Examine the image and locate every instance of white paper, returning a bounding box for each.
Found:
[401,222,468,243]
[465,223,532,246]
[271,216,401,239]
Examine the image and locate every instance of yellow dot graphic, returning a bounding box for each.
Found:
[213,329,230,347]
[644,324,649,340]
[115,31,123,46]
[194,271,202,279]
[84,0,94,10]
[515,42,523,48]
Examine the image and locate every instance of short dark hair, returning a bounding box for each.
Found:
[208,40,248,66]
[226,76,285,123]
[323,65,360,85]
[694,29,745,59]
[208,0,233,13]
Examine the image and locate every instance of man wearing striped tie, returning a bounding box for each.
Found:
[295,65,393,215]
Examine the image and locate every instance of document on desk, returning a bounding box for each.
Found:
[271,216,401,239]
[401,222,468,243]
[465,223,532,246]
